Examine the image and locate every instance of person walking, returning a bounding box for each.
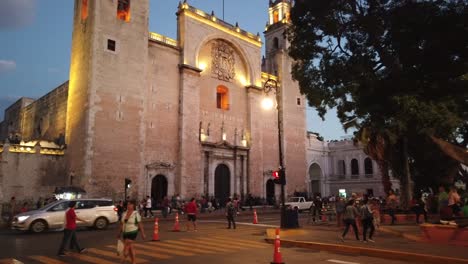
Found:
[117,200,146,264]
[448,186,461,216]
[144,196,154,218]
[340,199,360,242]
[57,201,87,256]
[116,200,124,222]
[162,196,170,218]
[226,198,236,229]
[335,197,345,227]
[185,198,198,231]
[360,198,375,243]
[386,190,398,225]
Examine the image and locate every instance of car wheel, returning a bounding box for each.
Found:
[30,220,47,233]
[94,217,108,230]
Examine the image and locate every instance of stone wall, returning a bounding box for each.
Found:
[0,143,67,203]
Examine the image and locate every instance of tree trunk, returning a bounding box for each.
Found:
[379,161,392,195]
[399,137,412,210]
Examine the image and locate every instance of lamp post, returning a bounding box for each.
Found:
[263,78,287,228]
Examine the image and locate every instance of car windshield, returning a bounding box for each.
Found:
[288,197,300,203]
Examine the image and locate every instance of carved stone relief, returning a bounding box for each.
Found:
[211,40,236,82]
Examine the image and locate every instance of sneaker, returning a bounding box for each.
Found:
[368,239,375,243]
[58,253,66,257]
[340,237,344,242]
[79,248,87,254]
[362,240,368,243]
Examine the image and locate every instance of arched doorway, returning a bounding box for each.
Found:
[151,175,168,205]
[266,179,275,205]
[309,163,322,197]
[215,164,230,207]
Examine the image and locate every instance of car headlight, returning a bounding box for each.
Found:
[17,216,30,222]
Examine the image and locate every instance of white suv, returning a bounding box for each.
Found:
[12,199,118,233]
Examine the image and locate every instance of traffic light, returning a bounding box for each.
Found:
[125,178,132,189]
[278,168,286,185]
[272,170,281,184]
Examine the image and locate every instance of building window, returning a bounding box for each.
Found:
[365,157,373,175]
[296,97,301,106]
[117,0,131,22]
[273,37,279,49]
[216,85,229,110]
[107,39,116,51]
[338,160,346,177]
[81,0,88,20]
[351,159,359,175]
[273,10,279,23]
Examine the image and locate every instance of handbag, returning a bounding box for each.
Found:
[116,239,124,256]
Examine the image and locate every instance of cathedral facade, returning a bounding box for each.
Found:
[0,0,308,202]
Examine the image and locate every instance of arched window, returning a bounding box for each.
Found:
[117,0,131,22]
[273,37,279,49]
[351,159,359,175]
[365,157,373,175]
[273,10,279,23]
[338,160,346,176]
[216,85,229,110]
[81,0,88,20]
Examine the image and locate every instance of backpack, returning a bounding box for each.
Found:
[227,203,235,215]
[361,205,373,219]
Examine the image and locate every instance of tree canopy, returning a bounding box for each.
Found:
[287,0,467,203]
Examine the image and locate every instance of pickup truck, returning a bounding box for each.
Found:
[285,197,314,212]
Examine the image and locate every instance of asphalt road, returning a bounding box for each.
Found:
[0,213,412,264]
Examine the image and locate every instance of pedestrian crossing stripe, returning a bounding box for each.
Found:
[212,236,268,247]
[0,259,24,264]
[205,237,267,248]
[107,245,173,259]
[147,241,213,254]
[180,238,249,250]
[132,243,195,257]
[28,256,66,264]
[86,248,149,263]
[66,252,115,264]
[166,240,234,252]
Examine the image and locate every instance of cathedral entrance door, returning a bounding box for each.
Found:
[151,175,168,205]
[309,163,322,197]
[214,164,230,207]
[266,179,275,205]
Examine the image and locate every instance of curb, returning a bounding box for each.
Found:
[264,238,468,264]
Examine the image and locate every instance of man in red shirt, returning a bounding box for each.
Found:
[57,201,87,256]
[185,198,198,231]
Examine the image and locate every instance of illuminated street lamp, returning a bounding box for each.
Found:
[263,78,287,228]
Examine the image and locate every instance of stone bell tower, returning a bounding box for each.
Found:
[264,0,308,194]
[66,0,149,197]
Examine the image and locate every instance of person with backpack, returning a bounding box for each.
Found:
[360,198,375,243]
[117,200,146,264]
[226,198,236,229]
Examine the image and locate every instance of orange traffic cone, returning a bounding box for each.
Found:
[253,209,258,224]
[172,212,180,232]
[271,228,285,264]
[152,218,160,241]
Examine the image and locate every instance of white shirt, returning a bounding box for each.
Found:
[122,211,141,233]
[146,198,152,208]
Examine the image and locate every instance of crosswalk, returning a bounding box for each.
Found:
[0,225,270,264]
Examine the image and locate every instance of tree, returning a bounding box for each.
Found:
[288,0,467,207]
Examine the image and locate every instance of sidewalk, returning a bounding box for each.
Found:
[265,220,468,263]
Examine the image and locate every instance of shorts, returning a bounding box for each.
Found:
[187,214,197,222]
[123,231,138,240]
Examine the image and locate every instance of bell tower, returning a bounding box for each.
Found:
[263,0,307,195]
[66,0,149,197]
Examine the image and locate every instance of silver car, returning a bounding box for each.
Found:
[11,199,118,233]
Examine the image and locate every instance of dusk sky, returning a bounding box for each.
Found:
[0,0,352,140]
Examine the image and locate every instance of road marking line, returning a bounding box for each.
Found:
[165,240,233,252]
[198,220,278,227]
[107,245,173,259]
[327,259,360,264]
[155,242,213,254]
[86,248,148,263]
[211,236,268,247]
[198,237,264,249]
[133,243,195,257]
[67,252,115,264]
[28,256,67,264]
[179,238,247,250]
[0,259,24,264]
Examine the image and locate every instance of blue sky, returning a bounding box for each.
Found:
[0,0,352,140]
